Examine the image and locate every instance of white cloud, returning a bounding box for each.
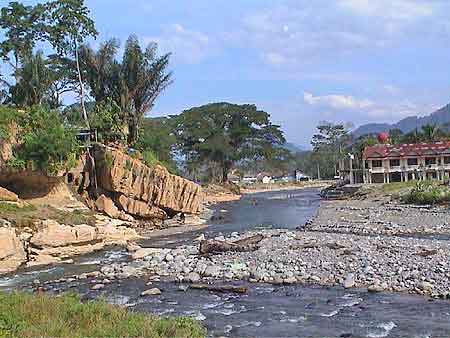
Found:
[262,52,287,66]
[303,91,374,110]
[144,24,212,64]
[302,90,440,122]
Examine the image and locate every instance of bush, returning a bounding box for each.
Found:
[12,106,80,175]
[0,106,22,140]
[0,292,205,338]
[401,180,450,205]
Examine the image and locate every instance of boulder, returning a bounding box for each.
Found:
[0,227,27,274]
[95,194,120,218]
[141,288,161,296]
[28,220,104,266]
[0,186,19,202]
[115,194,167,219]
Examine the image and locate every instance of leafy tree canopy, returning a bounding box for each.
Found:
[173,102,286,183]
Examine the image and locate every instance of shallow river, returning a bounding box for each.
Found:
[2,189,450,338]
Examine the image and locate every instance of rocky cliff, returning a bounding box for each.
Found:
[93,144,203,220]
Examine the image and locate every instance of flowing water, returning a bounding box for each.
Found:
[2,188,450,337]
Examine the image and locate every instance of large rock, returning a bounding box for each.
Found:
[95,194,120,218]
[94,145,203,215]
[28,220,104,266]
[0,227,27,274]
[0,186,19,202]
[115,194,167,219]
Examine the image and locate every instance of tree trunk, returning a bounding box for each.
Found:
[74,40,89,127]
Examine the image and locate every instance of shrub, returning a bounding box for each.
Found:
[15,106,80,175]
[401,180,450,205]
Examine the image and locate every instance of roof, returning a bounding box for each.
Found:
[363,141,450,159]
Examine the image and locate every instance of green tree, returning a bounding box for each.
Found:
[120,35,172,145]
[136,117,177,166]
[8,50,53,107]
[388,128,403,144]
[78,39,121,103]
[311,122,349,177]
[41,0,98,124]
[0,2,47,76]
[420,124,441,142]
[174,102,286,183]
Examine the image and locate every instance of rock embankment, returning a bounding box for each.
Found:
[93,144,203,220]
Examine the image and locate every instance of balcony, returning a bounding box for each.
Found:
[369,167,385,173]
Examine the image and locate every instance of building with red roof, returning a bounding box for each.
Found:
[362,141,450,183]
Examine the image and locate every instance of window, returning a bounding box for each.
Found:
[425,157,436,165]
[372,160,382,168]
[389,159,400,167]
[444,157,450,164]
[407,158,418,166]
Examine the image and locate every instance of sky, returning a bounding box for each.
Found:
[23,0,450,146]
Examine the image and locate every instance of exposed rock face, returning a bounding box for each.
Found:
[0,186,19,202]
[93,145,203,219]
[0,227,27,274]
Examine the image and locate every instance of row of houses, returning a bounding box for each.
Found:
[230,170,311,185]
[340,141,450,184]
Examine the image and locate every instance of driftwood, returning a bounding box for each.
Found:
[199,234,264,254]
[189,284,248,294]
[415,249,438,257]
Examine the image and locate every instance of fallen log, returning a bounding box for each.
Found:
[189,284,248,294]
[199,234,264,254]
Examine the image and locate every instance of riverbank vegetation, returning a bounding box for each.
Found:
[401,181,450,205]
[0,292,205,338]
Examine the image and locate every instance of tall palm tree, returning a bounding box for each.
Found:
[78,39,121,103]
[10,50,53,107]
[421,124,440,142]
[121,35,173,145]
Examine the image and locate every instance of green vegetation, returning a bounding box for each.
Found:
[0,106,80,174]
[0,292,205,338]
[173,102,287,183]
[381,180,418,193]
[401,181,450,205]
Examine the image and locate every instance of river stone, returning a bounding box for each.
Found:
[92,283,105,290]
[344,273,355,288]
[165,253,174,262]
[141,288,162,296]
[185,272,201,283]
[203,265,221,278]
[420,281,433,291]
[132,248,168,260]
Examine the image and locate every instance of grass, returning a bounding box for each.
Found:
[0,202,96,229]
[0,292,206,338]
[381,180,417,193]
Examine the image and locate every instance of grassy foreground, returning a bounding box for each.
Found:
[0,292,205,338]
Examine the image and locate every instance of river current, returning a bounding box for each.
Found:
[1,189,450,337]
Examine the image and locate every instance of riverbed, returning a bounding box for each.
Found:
[2,188,450,338]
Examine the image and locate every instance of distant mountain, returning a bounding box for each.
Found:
[284,142,309,153]
[352,103,450,137]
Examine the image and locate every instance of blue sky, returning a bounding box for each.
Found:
[25,1,450,145]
